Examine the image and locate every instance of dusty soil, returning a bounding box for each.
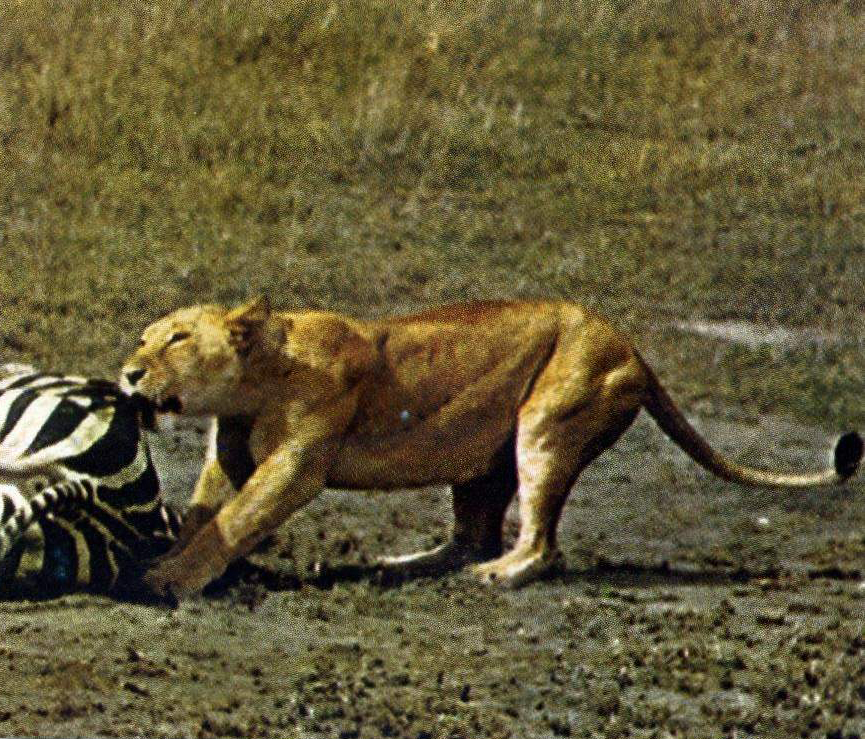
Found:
[3,2,864,736]
[2,403,863,739]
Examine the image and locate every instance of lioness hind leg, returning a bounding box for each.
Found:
[474,378,641,588]
[379,442,517,575]
[452,450,517,562]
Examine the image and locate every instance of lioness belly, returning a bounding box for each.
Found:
[330,412,512,489]
[329,310,561,489]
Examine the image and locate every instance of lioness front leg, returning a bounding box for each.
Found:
[170,416,256,553]
[169,458,232,554]
[143,442,330,599]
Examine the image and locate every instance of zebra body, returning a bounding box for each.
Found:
[0,365,181,592]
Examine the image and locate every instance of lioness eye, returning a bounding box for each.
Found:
[138,338,146,347]
[168,331,190,345]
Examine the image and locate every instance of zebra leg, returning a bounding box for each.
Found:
[0,479,95,564]
[0,538,27,583]
[153,504,183,554]
[0,484,29,581]
[100,503,184,599]
[119,502,184,565]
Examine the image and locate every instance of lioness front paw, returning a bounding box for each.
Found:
[378,541,470,575]
[143,520,232,601]
[142,554,210,601]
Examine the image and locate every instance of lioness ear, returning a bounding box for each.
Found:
[226,296,272,356]
[226,295,271,325]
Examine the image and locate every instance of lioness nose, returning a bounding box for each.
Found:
[125,368,146,386]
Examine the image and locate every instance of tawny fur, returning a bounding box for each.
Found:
[120,297,862,598]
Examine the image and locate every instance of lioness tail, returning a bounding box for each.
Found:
[638,355,863,488]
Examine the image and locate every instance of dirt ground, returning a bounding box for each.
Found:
[2,4,865,735]
[2,377,863,739]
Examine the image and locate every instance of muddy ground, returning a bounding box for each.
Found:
[3,1,865,736]
[2,383,864,739]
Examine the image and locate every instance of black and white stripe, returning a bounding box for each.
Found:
[0,365,181,593]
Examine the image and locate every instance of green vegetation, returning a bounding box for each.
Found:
[1,0,863,428]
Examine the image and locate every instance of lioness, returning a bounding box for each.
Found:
[120,297,863,598]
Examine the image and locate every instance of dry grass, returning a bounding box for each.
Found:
[0,0,863,427]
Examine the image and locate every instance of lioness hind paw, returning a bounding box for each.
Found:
[473,549,564,588]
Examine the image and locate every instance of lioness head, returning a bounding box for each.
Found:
[120,296,283,417]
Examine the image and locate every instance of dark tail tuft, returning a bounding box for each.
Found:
[834,431,864,480]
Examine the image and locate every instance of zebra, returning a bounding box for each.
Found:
[0,364,182,594]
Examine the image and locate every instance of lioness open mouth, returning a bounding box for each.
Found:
[157,396,183,414]
[125,392,183,427]
[126,392,158,431]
